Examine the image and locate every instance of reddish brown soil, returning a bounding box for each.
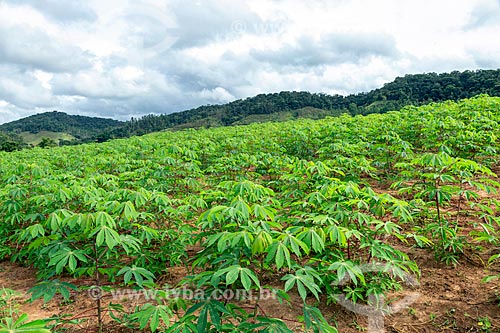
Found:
[1,248,499,332]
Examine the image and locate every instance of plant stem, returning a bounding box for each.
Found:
[94,244,103,333]
[435,179,441,223]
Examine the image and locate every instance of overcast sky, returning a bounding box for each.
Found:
[0,0,499,124]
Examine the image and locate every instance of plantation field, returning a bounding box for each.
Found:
[1,96,500,332]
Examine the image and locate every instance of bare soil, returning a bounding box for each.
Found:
[1,247,499,332]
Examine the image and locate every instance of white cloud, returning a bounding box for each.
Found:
[0,0,498,124]
[198,87,235,103]
[0,67,56,109]
[0,8,93,72]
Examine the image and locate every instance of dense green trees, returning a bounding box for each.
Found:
[38,137,57,148]
[0,131,24,152]
[0,111,122,140]
[1,69,500,148]
[105,69,500,139]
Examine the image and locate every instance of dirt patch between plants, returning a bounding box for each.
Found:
[1,247,499,333]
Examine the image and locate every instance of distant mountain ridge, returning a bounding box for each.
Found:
[1,68,500,150]
[0,111,123,139]
[105,68,500,139]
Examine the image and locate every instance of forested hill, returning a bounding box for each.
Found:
[106,69,500,138]
[0,111,123,139]
[1,69,500,149]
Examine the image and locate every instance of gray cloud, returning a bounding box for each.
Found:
[168,0,267,49]
[0,107,33,125]
[251,33,398,68]
[0,25,92,73]
[55,88,203,121]
[469,50,500,69]
[464,0,500,30]
[0,65,55,109]
[155,50,255,92]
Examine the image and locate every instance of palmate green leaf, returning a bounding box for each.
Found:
[252,203,276,220]
[133,223,159,244]
[420,152,450,168]
[295,266,322,284]
[226,267,240,285]
[266,241,291,269]
[94,211,116,228]
[203,232,227,252]
[185,300,229,333]
[199,205,227,227]
[239,317,294,333]
[57,186,72,202]
[164,319,197,333]
[438,174,455,183]
[130,303,173,332]
[119,201,139,222]
[214,230,254,253]
[425,188,453,204]
[0,313,51,333]
[197,307,208,333]
[282,271,321,301]
[128,189,150,208]
[275,242,291,269]
[374,220,401,235]
[66,213,96,233]
[324,225,347,247]
[48,247,88,274]
[470,180,499,194]
[45,212,62,231]
[240,269,259,291]
[391,200,413,223]
[9,186,28,200]
[29,279,77,304]
[297,227,325,253]
[252,230,273,254]
[27,234,59,252]
[229,230,254,249]
[303,305,338,333]
[309,214,337,226]
[119,234,142,254]
[328,260,365,286]
[280,230,310,257]
[400,233,432,248]
[117,265,155,288]
[92,225,120,249]
[20,223,45,241]
[230,197,251,220]
[461,189,479,201]
[215,265,261,291]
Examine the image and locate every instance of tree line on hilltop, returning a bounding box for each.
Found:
[1,69,499,151]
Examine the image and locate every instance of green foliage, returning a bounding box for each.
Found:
[0,314,51,333]
[0,131,24,152]
[0,95,499,332]
[29,280,77,304]
[0,111,122,141]
[4,69,500,147]
[38,137,58,148]
[0,288,52,333]
[111,69,500,136]
[129,303,174,332]
[117,266,155,288]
